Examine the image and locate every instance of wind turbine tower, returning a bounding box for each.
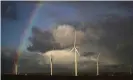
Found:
[70,30,80,76]
[96,53,100,76]
[49,53,53,76]
[14,51,19,75]
[128,65,132,75]
[37,52,53,76]
[14,63,18,75]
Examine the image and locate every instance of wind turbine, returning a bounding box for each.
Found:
[14,51,19,75]
[37,52,53,76]
[90,52,100,75]
[14,63,18,75]
[128,65,132,75]
[49,53,53,76]
[70,30,80,76]
[96,53,100,76]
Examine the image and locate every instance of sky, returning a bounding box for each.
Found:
[2,1,133,50]
[1,1,133,74]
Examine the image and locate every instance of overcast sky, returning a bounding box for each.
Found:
[2,1,133,49]
[1,1,133,74]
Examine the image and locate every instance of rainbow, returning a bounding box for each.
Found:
[14,3,44,74]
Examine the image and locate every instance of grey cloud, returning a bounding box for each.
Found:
[1,47,17,74]
[52,24,85,48]
[26,13,133,73]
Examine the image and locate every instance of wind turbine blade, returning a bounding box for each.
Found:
[97,53,100,58]
[75,48,80,56]
[37,53,43,56]
[70,47,74,52]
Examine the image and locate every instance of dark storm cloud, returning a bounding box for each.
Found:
[25,2,133,72]
[27,27,61,53]
[98,15,133,49]
[97,15,133,64]
[1,47,17,74]
[28,23,103,52]
[28,14,133,61]
[27,24,86,53]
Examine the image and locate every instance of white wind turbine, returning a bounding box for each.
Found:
[14,51,19,75]
[37,52,53,76]
[70,30,80,76]
[128,65,132,75]
[49,53,53,76]
[49,47,55,76]
[96,53,100,76]
[15,63,18,75]
[90,53,100,75]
